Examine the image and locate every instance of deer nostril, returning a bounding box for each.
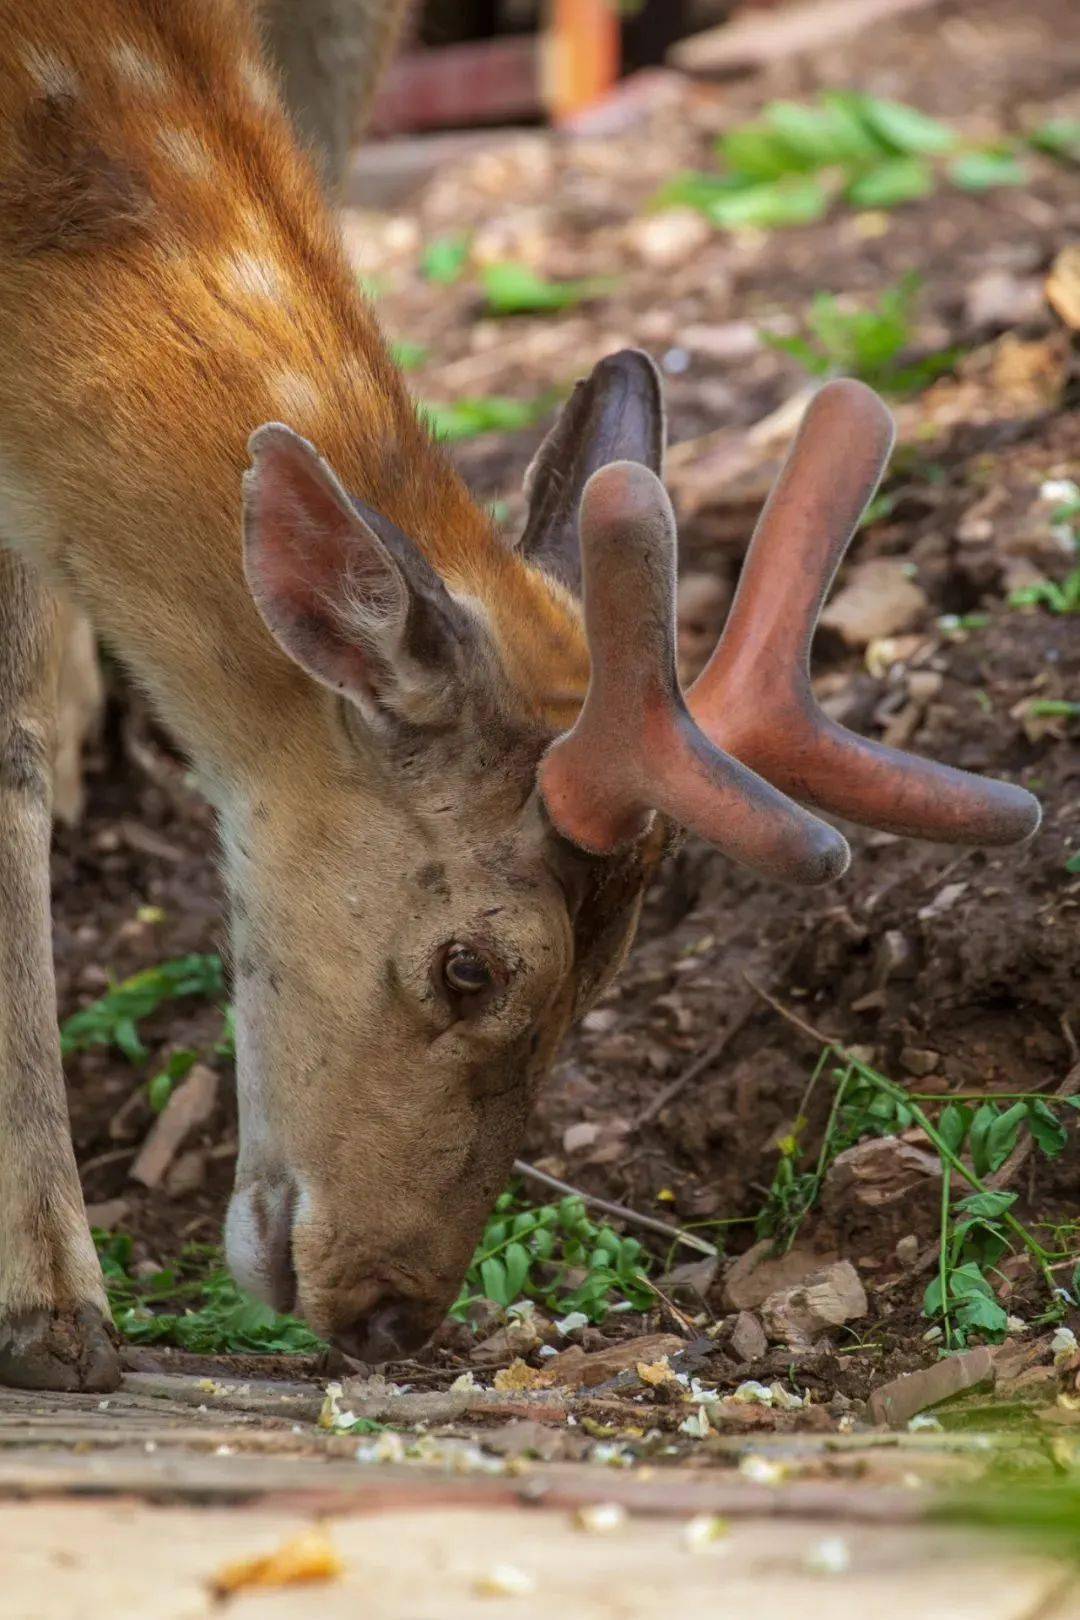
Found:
[331,1300,429,1365]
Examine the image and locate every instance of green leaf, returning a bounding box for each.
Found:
[948,1261,997,1300]
[763,101,860,168]
[717,122,801,181]
[421,394,550,442]
[969,1103,999,1178]
[854,95,956,156]
[706,176,829,230]
[503,1242,531,1302]
[1026,1099,1069,1158]
[113,1017,148,1064]
[1028,119,1080,164]
[479,1255,510,1306]
[818,93,891,163]
[480,263,615,316]
[650,170,747,213]
[985,1101,1027,1172]
[1066,853,1080,874]
[955,1190,1018,1220]
[948,149,1028,192]
[147,1072,174,1114]
[390,340,428,371]
[845,157,934,209]
[420,233,470,284]
[939,1102,973,1155]
[955,1291,1009,1337]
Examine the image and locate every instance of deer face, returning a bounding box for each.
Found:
[222,760,650,1359]
[224,355,1039,1360]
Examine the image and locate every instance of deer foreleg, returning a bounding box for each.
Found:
[0,548,119,1391]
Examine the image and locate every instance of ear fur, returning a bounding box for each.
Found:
[242,423,477,730]
[518,349,666,595]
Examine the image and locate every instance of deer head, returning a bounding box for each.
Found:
[225,354,1038,1360]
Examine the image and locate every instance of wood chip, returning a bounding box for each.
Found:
[869,1348,996,1427]
[129,1065,218,1189]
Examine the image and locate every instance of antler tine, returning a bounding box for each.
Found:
[688,379,1041,846]
[538,461,851,885]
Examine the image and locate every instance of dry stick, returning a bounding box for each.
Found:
[511,1159,717,1257]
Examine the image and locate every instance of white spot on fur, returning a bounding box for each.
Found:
[273,369,321,421]
[223,251,284,302]
[156,127,214,179]
[23,45,78,97]
[109,42,169,94]
[244,61,278,108]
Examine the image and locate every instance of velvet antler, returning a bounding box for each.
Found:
[686,378,1041,844]
[538,461,852,884]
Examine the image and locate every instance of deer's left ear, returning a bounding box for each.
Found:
[242,423,478,731]
[519,348,665,596]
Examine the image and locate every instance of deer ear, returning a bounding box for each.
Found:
[519,348,665,595]
[243,423,472,729]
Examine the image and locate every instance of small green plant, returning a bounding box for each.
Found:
[95,1232,324,1354]
[95,1184,658,1353]
[450,1184,655,1324]
[652,91,1031,234]
[420,233,471,285]
[390,339,429,371]
[61,954,226,1064]
[480,263,616,316]
[756,1045,1079,1349]
[1028,119,1080,164]
[760,275,961,395]
[146,1048,198,1114]
[1009,571,1080,615]
[421,393,553,442]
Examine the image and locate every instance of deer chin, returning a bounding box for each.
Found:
[224,1175,299,1317]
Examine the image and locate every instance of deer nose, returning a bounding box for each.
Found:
[331,1299,429,1364]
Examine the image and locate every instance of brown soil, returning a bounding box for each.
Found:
[55,0,1080,1381]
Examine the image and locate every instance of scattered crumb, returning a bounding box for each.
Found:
[683,1514,730,1553]
[574,1502,627,1534]
[804,1536,851,1576]
[473,1563,537,1597]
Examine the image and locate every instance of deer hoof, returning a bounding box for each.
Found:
[0,1303,121,1392]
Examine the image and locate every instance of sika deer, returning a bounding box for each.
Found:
[0,0,1039,1392]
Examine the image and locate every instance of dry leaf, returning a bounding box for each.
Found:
[637,1357,678,1387]
[210,1528,343,1595]
[493,1357,553,1392]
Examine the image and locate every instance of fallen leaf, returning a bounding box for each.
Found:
[210,1529,343,1595]
[493,1358,553,1393]
[637,1356,678,1387]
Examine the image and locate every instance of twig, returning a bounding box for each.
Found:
[511,1160,717,1257]
[639,1276,697,1337]
[743,976,841,1048]
[633,993,758,1129]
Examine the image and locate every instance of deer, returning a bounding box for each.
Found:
[0,0,1040,1394]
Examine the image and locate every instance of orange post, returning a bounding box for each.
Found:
[544,0,621,125]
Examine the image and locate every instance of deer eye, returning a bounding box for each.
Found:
[442,943,495,997]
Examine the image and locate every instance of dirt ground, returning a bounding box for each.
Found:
[50,0,1079,1406]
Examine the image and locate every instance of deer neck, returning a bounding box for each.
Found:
[0,1,589,787]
